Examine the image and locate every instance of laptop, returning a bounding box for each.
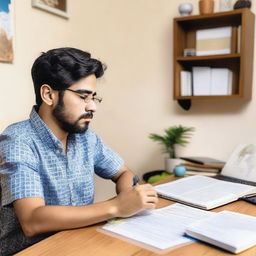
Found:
[214,144,256,204]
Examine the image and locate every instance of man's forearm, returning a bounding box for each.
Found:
[113,166,135,194]
[14,182,158,238]
[14,198,119,237]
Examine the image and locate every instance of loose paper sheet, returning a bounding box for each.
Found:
[100,203,214,253]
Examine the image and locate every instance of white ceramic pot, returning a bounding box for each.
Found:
[178,3,193,16]
[165,158,183,173]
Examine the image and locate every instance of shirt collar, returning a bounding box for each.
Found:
[29,106,63,151]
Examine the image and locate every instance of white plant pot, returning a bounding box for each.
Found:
[165,158,183,173]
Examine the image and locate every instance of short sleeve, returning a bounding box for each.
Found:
[93,134,124,179]
[0,134,44,206]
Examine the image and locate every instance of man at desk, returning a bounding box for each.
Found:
[0,47,158,255]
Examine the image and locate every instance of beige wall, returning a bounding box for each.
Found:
[1,0,255,201]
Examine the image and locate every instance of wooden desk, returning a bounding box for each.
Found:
[16,177,256,256]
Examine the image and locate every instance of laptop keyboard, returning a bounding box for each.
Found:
[215,175,256,186]
[214,175,256,204]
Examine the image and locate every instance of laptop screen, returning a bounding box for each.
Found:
[221,144,256,182]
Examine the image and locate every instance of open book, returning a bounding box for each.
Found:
[185,211,256,254]
[155,175,256,210]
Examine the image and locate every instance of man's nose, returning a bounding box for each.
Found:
[85,100,97,113]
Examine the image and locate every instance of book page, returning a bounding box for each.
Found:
[221,144,256,182]
[186,211,256,254]
[100,203,214,253]
[155,175,256,209]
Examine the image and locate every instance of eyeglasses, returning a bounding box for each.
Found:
[65,88,103,105]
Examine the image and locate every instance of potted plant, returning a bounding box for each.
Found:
[149,125,195,173]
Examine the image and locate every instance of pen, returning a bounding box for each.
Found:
[133,175,140,186]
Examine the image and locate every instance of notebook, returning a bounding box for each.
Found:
[185,211,256,254]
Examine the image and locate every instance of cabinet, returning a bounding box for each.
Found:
[173,8,255,107]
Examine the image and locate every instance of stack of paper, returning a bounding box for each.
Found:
[196,26,232,56]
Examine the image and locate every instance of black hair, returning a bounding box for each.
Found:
[31,47,106,106]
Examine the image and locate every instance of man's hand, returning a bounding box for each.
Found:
[112,184,158,217]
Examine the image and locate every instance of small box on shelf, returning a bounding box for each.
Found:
[196,26,232,56]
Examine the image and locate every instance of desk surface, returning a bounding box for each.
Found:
[16,176,256,256]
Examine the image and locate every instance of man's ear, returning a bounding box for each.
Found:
[40,84,55,106]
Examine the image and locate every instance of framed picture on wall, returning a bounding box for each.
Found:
[32,0,69,19]
[0,0,14,63]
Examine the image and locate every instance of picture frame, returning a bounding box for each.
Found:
[32,0,69,19]
[0,0,14,63]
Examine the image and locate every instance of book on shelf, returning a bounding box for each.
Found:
[192,67,211,96]
[196,26,232,56]
[192,67,233,96]
[237,25,241,53]
[155,175,256,210]
[210,68,233,96]
[180,71,192,96]
[185,211,256,254]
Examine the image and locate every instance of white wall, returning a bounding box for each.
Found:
[0,0,255,202]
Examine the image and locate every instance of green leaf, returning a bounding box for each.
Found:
[149,125,195,157]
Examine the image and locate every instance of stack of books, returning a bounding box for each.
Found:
[180,156,225,177]
[192,67,233,96]
[180,67,233,96]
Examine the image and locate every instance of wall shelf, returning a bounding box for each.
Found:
[173,8,255,109]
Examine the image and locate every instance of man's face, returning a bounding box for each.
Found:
[52,74,97,134]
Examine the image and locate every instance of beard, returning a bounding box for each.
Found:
[52,92,93,134]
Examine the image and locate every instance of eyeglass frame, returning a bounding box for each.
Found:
[63,88,103,104]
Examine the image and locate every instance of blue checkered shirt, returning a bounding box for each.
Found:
[0,107,124,255]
